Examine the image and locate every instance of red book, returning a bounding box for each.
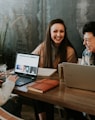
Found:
[27,79,59,93]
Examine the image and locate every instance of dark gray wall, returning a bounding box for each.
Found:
[0,0,94,68]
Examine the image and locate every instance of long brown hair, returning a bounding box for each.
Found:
[44,18,74,68]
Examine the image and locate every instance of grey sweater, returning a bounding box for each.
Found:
[0,78,15,106]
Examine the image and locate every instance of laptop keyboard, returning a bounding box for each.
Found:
[15,77,34,86]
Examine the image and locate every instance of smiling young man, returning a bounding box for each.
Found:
[81,21,95,120]
[81,21,95,66]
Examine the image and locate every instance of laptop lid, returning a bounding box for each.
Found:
[63,62,95,91]
[14,53,39,78]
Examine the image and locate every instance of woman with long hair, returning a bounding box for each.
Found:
[32,18,79,120]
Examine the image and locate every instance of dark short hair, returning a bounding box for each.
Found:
[83,21,95,36]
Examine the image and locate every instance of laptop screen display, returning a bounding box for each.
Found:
[14,53,39,76]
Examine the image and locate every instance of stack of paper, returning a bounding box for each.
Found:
[38,68,57,76]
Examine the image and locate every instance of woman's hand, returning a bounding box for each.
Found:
[8,75,19,83]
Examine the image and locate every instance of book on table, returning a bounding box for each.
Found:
[27,79,59,93]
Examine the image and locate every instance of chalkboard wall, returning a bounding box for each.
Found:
[0,0,94,68]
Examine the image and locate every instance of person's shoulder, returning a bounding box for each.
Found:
[67,46,77,62]
[82,48,89,56]
[32,41,45,54]
[36,41,45,48]
[40,41,45,47]
[83,48,87,53]
[36,41,45,50]
[67,46,75,53]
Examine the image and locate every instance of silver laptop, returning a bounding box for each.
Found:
[14,53,39,86]
[63,62,95,91]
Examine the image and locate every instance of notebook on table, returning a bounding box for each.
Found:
[63,62,95,91]
[14,53,39,86]
[38,68,57,76]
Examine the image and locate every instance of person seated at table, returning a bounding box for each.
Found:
[32,18,87,120]
[80,21,95,120]
[0,73,22,117]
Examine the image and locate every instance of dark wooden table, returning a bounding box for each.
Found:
[13,73,95,116]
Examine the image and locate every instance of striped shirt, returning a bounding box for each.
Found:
[81,49,94,65]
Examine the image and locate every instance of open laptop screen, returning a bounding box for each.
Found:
[14,53,39,76]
